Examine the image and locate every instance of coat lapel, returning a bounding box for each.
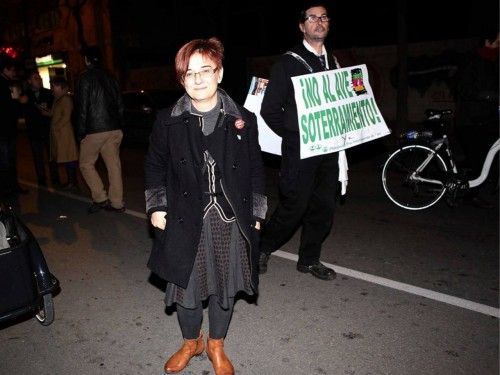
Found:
[183,115,204,169]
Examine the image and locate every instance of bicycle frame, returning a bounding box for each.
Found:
[410,135,456,186]
[468,138,500,188]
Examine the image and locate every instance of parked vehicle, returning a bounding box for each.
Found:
[122,89,182,147]
[0,203,59,326]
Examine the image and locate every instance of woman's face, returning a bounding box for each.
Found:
[51,84,63,97]
[182,52,223,110]
[10,85,21,99]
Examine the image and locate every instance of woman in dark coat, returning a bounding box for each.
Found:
[144,37,267,375]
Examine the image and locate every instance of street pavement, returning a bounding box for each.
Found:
[0,134,498,375]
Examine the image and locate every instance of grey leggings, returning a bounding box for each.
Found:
[177,295,234,340]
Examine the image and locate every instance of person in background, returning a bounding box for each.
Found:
[144,37,266,375]
[0,55,27,197]
[47,77,78,190]
[258,1,347,280]
[454,31,499,208]
[20,70,59,187]
[75,46,125,213]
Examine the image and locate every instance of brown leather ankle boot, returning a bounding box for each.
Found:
[206,338,234,375]
[164,332,204,373]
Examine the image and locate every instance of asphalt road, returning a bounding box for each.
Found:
[0,134,498,375]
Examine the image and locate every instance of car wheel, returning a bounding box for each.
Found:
[35,293,55,326]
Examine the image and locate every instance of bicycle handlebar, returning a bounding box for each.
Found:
[425,108,453,120]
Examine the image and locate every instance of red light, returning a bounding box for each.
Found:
[0,47,19,59]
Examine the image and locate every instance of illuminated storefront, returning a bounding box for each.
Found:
[35,54,67,88]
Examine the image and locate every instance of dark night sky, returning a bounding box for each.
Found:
[109,1,498,99]
[112,1,499,60]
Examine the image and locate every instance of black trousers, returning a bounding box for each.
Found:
[260,152,339,265]
[29,138,59,184]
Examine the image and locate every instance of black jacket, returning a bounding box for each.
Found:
[75,65,124,140]
[0,74,19,140]
[261,43,338,137]
[144,89,267,289]
[455,49,499,128]
[22,87,53,140]
[260,43,339,190]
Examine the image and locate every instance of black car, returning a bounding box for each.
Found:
[122,89,182,147]
[0,204,59,326]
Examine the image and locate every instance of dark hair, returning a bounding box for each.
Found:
[9,79,23,91]
[174,37,224,84]
[50,76,68,88]
[26,69,41,79]
[0,53,16,71]
[298,2,329,23]
[82,46,102,65]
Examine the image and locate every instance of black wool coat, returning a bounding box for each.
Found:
[260,43,340,192]
[144,90,267,289]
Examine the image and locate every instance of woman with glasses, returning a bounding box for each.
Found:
[144,37,267,375]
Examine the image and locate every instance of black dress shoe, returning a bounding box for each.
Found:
[105,205,126,213]
[296,262,337,280]
[259,252,270,274]
[88,200,110,214]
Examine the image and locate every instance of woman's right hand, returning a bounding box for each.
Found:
[151,211,167,230]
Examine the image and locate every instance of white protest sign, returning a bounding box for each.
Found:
[243,76,282,155]
[291,64,390,159]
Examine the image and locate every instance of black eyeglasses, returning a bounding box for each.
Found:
[304,15,330,23]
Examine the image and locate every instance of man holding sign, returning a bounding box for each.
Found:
[259,1,342,280]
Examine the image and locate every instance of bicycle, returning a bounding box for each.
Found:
[381,109,500,210]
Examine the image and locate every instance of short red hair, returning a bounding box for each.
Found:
[174,37,224,84]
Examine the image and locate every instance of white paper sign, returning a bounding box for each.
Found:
[243,77,282,155]
[291,64,390,159]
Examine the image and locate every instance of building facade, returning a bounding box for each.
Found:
[1,0,115,89]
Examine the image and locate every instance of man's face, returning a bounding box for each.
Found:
[2,66,16,80]
[28,73,43,89]
[299,6,330,43]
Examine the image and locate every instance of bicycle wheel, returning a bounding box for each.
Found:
[382,145,448,210]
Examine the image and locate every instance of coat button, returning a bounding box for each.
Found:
[232,163,237,169]
[183,191,189,197]
[177,217,184,223]
[243,197,248,203]
[183,118,189,124]
[180,158,186,164]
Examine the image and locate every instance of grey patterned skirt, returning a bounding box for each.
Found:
[165,207,254,309]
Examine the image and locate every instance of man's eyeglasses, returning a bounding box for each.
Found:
[184,67,218,82]
[304,15,330,23]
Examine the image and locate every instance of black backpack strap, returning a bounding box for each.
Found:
[284,51,313,73]
[331,54,341,69]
